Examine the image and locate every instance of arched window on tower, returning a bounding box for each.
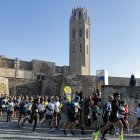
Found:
[72,29,75,38]
[73,44,75,53]
[80,44,82,53]
[83,12,86,20]
[86,29,88,39]
[79,28,82,37]
[86,45,88,54]
[79,11,82,19]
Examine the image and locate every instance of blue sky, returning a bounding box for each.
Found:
[0,0,140,78]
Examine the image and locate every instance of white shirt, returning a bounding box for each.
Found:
[54,101,60,113]
[38,103,45,112]
[135,107,140,118]
[118,105,125,119]
[27,102,32,111]
[7,102,14,111]
[46,102,54,116]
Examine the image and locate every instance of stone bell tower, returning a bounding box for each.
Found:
[69,7,90,75]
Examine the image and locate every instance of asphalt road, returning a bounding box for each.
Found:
[0,116,139,140]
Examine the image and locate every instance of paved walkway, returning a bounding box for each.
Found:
[0,117,139,140]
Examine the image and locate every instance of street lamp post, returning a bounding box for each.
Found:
[14,56,18,96]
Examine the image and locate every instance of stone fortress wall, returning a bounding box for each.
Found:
[7,75,140,106]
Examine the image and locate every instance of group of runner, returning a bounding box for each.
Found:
[0,91,139,140]
[0,94,63,132]
[93,92,140,140]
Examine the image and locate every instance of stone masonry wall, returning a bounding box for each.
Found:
[101,85,140,112]
[41,75,97,96]
[42,75,140,96]
[9,78,42,96]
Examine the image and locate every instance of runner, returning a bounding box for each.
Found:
[100,95,114,140]
[41,97,55,130]
[38,98,45,123]
[124,102,131,133]
[118,101,131,133]
[18,96,29,128]
[133,103,140,131]
[0,94,4,117]
[29,97,39,132]
[63,95,81,136]
[21,97,33,127]
[91,101,101,131]
[93,92,124,140]
[6,97,14,122]
[54,96,61,130]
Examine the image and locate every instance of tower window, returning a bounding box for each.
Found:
[80,44,82,53]
[79,11,82,19]
[79,28,82,37]
[73,44,75,53]
[86,45,88,54]
[83,12,86,20]
[72,30,75,38]
[86,29,88,39]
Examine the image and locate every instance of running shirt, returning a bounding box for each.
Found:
[109,100,126,123]
[7,101,14,111]
[0,97,3,107]
[71,101,80,115]
[135,107,140,118]
[102,101,112,118]
[54,101,60,113]
[27,101,33,111]
[46,102,54,116]
[118,105,125,118]
[20,100,29,113]
[2,98,8,108]
[38,103,45,112]
[31,103,39,115]
[111,100,120,115]
[44,101,48,106]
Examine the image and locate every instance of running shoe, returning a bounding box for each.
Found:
[100,137,108,140]
[55,126,59,130]
[70,130,75,136]
[21,123,24,127]
[93,131,100,140]
[81,131,86,135]
[63,129,67,136]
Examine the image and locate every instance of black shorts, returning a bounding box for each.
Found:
[68,114,79,122]
[69,115,77,122]
[54,111,59,116]
[7,110,13,115]
[120,118,127,128]
[46,115,53,120]
[0,107,3,112]
[103,117,108,124]
[137,117,140,120]
[19,111,28,117]
[109,114,120,123]
[14,106,20,111]
[1,107,5,112]
[92,113,97,121]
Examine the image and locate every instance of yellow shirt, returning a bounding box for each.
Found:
[44,101,48,106]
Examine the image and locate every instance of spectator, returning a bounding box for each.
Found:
[129,74,136,86]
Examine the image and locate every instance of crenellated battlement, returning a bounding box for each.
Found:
[70,7,89,23]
